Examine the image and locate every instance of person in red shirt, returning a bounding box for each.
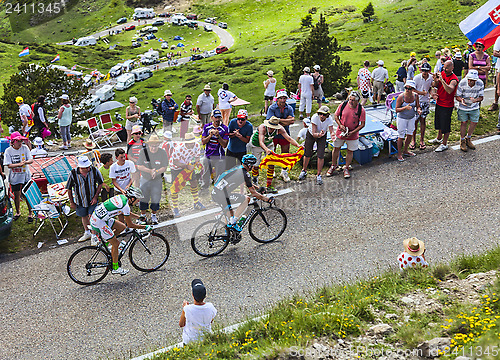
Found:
[327,91,366,179]
[429,60,458,152]
[126,125,145,185]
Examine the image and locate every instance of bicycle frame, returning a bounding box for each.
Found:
[219,198,271,231]
[98,229,146,261]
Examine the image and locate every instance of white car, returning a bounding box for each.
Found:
[205,50,216,57]
[204,24,213,32]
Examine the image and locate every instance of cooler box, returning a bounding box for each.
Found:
[353,148,373,165]
[0,138,9,153]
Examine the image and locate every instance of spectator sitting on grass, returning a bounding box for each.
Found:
[398,237,428,270]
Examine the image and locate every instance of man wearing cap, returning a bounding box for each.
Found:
[411,62,434,150]
[298,106,335,185]
[227,109,253,169]
[430,60,458,152]
[263,70,276,114]
[159,90,178,132]
[395,80,421,161]
[312,65,324,107]
[179,95,194,139]
[66,156,104,242]
[327,91,366,179]
[298,67,314,119]
[452,51,465,82]
[371,60,389,105]
[249,116,300,193]
[16,96,34,137]
[31,137,47,158]
[357,60,372,106]
[179,279,217,345]
[266,89,295,183]
[201,109,229,188]
[4,132,34,222]
[196,84,215,127]
[456,70,484,152]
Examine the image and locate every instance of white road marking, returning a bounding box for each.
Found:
[451,134,500,150]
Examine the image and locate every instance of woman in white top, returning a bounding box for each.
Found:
[263,70,277,114]
[125,96,141,144]
[57,94,72,150]
[217,83,237,126]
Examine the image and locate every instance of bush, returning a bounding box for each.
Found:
[308,7,317,14]
[144,81,163,88]
[340,45,352,51]
[301,14,313,28]
[362,45,388,52]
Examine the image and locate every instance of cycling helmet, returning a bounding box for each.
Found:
[126,186,143,200]
[242,154,257,166]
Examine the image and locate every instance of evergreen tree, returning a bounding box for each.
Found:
[283,14,351,97]
[362,2,375,22]
[1,63,90,130]
[301,14,313,28]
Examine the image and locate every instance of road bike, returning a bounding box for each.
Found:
[67,229,170,285]
[191,198,287,257]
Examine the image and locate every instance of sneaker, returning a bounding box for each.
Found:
[266,186,278,194]
[488,103,498,111]
[460,139,468,152]
[151,213,158,225]
[173,208,180,218]
[316,175,323,185]
[343,168,351,179]
[252,176,258,186]
[194,201,206,210]
[137,216,147,225]
[298,170,307,181]
[466,137,476,150]
[59,145,68,150]
[78,232,92,242]
[428,138,443,145]
[281,169,290,182]
[434,144,449,152]
[90,234,99,246]
[111,267,129,276]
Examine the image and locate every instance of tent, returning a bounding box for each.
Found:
[177,43,185,47]
[173,35,183,40]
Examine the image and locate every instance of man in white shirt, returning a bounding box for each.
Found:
[411,62,434,150]
[110,148,136,194]
[298,66,314,119]
[16,96,34,137]
[196,84,215,126]
[456,70,484,151]
[371,60,389,105]
[179,279,217,345]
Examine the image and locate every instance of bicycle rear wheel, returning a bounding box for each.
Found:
[129,232,170,272]
[248,207,287,243]
[67,246,110,285]
[191,219,229,257]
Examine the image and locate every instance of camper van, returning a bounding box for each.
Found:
[171,15,188,26]
[79,95,101,113]
[122,59,135,72]
[109,64,123,77]
[133,8,155,20]
[141,50,159,65]
[115,73,136,91]
[95,84,115,102]
[131,67,153,81]
[74,36,97,46]
[82,74,93,87]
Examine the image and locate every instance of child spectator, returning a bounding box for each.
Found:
[99,153,114,201]
[31,137,48,158]
[398,237,428,270]
[179,279,217,345]
[110,148,136,195]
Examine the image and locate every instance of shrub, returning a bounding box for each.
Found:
[362,45,388,52]
[301,14,313,28]
[144,81,163,88]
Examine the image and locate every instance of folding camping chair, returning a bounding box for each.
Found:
[87,117,112,148]
[41,154,73,184]
[99,113,123,145]
[385,92,402,123]
[138,110,159,134]
[22,180,68,239]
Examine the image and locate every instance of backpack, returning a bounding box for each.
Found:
[384,81,395,94]
[339,100,362,121]
[313,74,320,90]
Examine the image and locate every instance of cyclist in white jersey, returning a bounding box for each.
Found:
[90,186,152,275]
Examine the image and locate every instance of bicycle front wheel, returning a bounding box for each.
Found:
[67,246,110,285]
[191,219,229,257]
[248,207,287,243]
[129,232,170,272]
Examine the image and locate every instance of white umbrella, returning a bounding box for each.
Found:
[93,100,125,114]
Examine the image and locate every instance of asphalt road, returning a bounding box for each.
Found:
[1,135,499,360]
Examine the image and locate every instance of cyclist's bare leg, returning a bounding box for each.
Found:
[233,196,250,219]
[109,220,126,263]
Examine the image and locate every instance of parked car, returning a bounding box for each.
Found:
[161,42,169,49]
[125,25,136,31]
[132,41,141,48]
[186,14,198,20]
[204,18,216,24]
[205,49,217,57]
[187,21,198,29]
[218,22,227,29]
[152,20,164,26]
[191,54,205,61]
[204,24,213,32]
[158,12,171,17]
[216,45,228,54]
[117,17,127,24]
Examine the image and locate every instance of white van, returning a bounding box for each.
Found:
[115,73,136,91]
[74,36,97,46]
[122,60,135,72]
[141,50,159,65]
[171,15,187,26]
[95,84,115,102]
[109,64,123,77]
[131,67,153,81]
[133,8,155,20]
[82,74,93,87]
[79,95,101,113]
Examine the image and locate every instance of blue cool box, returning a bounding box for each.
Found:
[0,138,9,153]
[353,148,373,165]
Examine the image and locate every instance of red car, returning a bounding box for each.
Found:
[125,25,135,31]
[186,14,198,20]
[216,45,228,54]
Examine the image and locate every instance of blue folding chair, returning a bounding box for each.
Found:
[41,155,72,184]
[22,180,68,239]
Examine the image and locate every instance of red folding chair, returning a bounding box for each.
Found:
[99,113,122,145]
[87,117,111,148]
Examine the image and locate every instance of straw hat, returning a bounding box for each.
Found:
[203,83,211,91]
[264,116,283,130]
[403,237,425,257]
[184,132,197,143]
[267,70,274,76]
[84,138,96,149]
[147,134,162,143]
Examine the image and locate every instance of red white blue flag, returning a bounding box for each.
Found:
[460,0,500,49]
[18,47,29,57]
[51,54,60,63]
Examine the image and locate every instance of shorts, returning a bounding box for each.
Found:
[11,182,28,192]
[264,95,274,101]
[373,80,384,97]
[90,215,116,241]
[304,131,327,158]
[273,137,290,147]
[397,116,417,138]
[250,143,274,164]
[225,149,246,170]
[125,120,138,131]
[139,178,162,211]
[333,138,358,151]
[299,94,312,113]
[434,105,453,134]
[76,203,98,217]
[457,108,480,123]
[418,102,430,118]
[211,191,246,210]
[361,90,370,99]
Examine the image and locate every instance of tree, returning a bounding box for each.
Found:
[362,2,375,23]
[1,63,90,132]
[283,14,351,97]
[301,14,313,28]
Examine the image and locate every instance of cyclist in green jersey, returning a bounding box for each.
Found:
[89,186,152,275]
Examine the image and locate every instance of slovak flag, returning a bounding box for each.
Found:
[51,54,60,63]
[459,0,500,49]
[18,47,29,57]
